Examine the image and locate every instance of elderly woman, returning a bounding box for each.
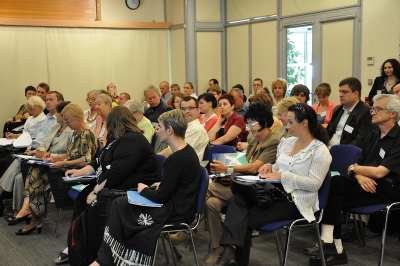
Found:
[208,94,246,146]
[198,93,218,132]
[277,97,300,139]
[124,99,154,143]
[271,78,288,104]
[311,83,339,127]
[204,103,280,265]
[83,90,102,128]
[290,84,310,104]
[10,103,97,234]
[89,109,201,265]
[5,96,46,140]
[91,94,112,147]
[57,106,158,264]
[215,103,331,266]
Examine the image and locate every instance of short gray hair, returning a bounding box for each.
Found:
[230,87,243,97]
[158,109,187,139]
[124,100,144,114]
[26,96,45,110]
[144,84,161,97]
[87,90,102,98]
[96,93,112,107]
[373,94,400,121]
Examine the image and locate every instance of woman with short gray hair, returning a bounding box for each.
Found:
[124,100,154,143]
[84,90,102,128]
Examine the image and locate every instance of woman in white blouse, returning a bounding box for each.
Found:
[215,102,332,266]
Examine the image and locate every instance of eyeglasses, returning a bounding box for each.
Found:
[246,121,259,128]
[86,97,96,102]
[63,118,71,123]
[181,106,197,111]
[294,102,306,112]
[370,107,388,114]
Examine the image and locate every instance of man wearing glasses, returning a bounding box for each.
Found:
[307,94,400,265]
[327,77,375,148]
[143,85,172,125]
[158,96,208,162]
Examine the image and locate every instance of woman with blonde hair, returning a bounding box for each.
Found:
[277,97,300,138]
[271,78,288,104]
[311,82,338,127]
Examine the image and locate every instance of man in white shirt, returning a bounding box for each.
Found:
[327,77,375,148]
[158,96,208,162]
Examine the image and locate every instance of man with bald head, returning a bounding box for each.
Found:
[160,81,171,103]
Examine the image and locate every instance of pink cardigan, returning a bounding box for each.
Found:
[311,101,339,125]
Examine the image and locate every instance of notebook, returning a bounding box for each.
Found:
[127,191,163,207]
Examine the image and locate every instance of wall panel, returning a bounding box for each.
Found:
[196,0,220,22]
[166,0,185,25]
[170,29,186,87]
[282,0,358,17]
[227,25,249,91]
[227,0,276,22]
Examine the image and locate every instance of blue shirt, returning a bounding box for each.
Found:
[29,113,57,149]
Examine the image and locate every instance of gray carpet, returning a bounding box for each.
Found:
[0,202,399,266]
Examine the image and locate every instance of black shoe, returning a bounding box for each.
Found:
[15,223,42,235]
[303,241,337,256]
[7,213,31,225]
[342,225,364,242]
[309,249,348,266]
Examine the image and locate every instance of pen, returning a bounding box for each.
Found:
[46,152,52,160]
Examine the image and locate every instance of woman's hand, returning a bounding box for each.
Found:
[86,191,97,205]
[65,169,80,177]
[6,118,13,124]
[138,183,148,193]
[150,182,161,190]
[236,142,248,151]
[260,172,281,180]
[216,115,226,125]
[34,150,46,158]
[50,161,66,168]
[43,153,55,162]
[258,164,272,175]
[210,160,227,174]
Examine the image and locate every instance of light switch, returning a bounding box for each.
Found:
[367,56,374,65]
[368,79,373,85]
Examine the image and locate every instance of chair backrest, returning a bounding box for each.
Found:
[95,141,102,158]
[196,167,209,214]
[209,145,236,163]
[156,154,166,181]
[318,172,332,210]
[329,144,361,176]
[202,142,211,162]
[151,132,158,149]
[242,131,250,142]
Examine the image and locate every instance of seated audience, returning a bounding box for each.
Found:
[198,93,218,132]
[0,92,63,216]
[208,94,246,147]
[56,106,157,264]
[158,97,208,162]
[144,85,172,125]
[290,84,310,103]
[271,78,287,104]
[312,83,339,127]
[91,109,201,265]
[91,94,112,148]
[124,99,154,143]
[159,81,172,103]
[83,90,101,129]
[207,84,222,102]
[36,83,50,114]
[106,83,118,107]
[3,86,36,137]
[247,93,282,133]
[184,81,198,99]
[306,94,400,265]
[203,103,280,265]
[247,78,264,103]
[276,97,300,139]
[9,103,96,233]
[216,103,331,266]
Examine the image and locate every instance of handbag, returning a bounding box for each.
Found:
[230,174,291,209]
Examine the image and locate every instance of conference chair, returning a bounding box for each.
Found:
[329,144,361,176]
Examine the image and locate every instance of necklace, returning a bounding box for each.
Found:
[86,110,98,123]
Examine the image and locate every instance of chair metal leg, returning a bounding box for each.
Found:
[152,239,158,266]
[161,233,170,265]
[352,217,363,247]
[274,229,284,266]
[188,229,199,266]
[379,207,391,266]
[282,226,292,266]
[54,208,61,238]
[167,233,177,266]
[315,222,327,266]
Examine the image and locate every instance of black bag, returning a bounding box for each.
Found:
[97,189,127,230]
[68,208,89,266]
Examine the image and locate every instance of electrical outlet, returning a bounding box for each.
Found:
[368,79,373,85]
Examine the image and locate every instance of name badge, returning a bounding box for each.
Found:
[344,125,354,134]
[321,111,326,117]
[379,148,385,159]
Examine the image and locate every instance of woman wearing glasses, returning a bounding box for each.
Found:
[215,103,331,266]
[83,90,101,128]
[204,103,280,265]
[91,94,112,148]
[208,94,246,146]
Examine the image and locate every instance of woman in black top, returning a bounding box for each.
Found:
[58,106,158,264]
[92,109,202,266]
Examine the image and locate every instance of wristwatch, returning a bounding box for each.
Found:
[350,165,355,175]
[227,165,234,174]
